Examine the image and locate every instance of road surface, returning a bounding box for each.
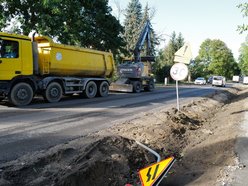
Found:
[0,85,222,164]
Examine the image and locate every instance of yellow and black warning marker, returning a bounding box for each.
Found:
[138,156,175,186]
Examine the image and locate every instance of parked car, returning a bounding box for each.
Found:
[194,77,206,85]
[207,76,213,84]
[212,76,226,87]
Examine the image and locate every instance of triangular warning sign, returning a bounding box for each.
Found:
[139,156,175,186]
[174,42,192,64]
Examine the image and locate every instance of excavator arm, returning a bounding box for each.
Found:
[133,20,153,62]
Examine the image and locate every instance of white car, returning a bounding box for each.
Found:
[212,76,226,87]
[194,77,206,85]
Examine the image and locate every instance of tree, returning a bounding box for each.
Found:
[163,31,184,66]
[122,0,159,64]
[239,36,248,75]
[123,0,143,57]
[176,32,184,51]
[139,3,158,58]
[190,39,212,79]
[189,60,209,80]
[237,3,248,33]
[0,0,125,54]
[195,39,239,79]
[154,31,185,82]
[237,3,248,76]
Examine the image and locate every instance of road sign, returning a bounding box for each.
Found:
[174,42,192,64]
[170,63,188,81]
[139,156,175,186]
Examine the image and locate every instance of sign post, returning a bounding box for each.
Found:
[176,80,179,110]
[170,42,192,111]
[170,63,188,111]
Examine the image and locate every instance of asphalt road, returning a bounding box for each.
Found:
[0,84,223,164]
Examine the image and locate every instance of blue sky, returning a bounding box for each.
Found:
[109,0,248,59]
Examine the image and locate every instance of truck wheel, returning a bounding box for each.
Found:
[144,81,155,91]
[98,81,109,97]
[9,82,33,106]
[84,81,97,98]
[133,81,141,93]
[44,82,62,103]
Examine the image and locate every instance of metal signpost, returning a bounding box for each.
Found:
[170,42,192,111]
[136,43,192,186]
[170,62,189,111]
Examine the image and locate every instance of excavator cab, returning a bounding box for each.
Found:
[109,57,155,93]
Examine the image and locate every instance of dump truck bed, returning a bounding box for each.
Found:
[35,36,115,77]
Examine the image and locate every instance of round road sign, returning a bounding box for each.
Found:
[170,63,189,81]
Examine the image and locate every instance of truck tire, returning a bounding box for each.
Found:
[84,81,97,98]
[9,82,33,106]
[44,82,62,103]
[133,81,141,93]
[144,81,154,91]
[98,81,109,97]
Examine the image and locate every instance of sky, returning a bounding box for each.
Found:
[108,0,248,59]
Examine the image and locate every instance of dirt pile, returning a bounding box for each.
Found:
[0,86,247,186]
[0,136,156,186]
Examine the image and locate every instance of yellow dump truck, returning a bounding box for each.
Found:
[0,32,115,106]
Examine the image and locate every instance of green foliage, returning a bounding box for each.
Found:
[190,39,214,79]
[163,32,184,66]
[154,32,184,83]
[123,0,158,60]
[194,39,240,79]
[0,2,6,29]
[139,3,158,58]
[239,36,248,75]
[0,0,125,55]
[123,0,143,57]
[237,3,248,34]
[189,59,209,80]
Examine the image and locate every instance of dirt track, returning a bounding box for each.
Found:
[0,85,247,186]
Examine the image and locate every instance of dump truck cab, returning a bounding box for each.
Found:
[0,33,33,81]
[0,33,34,102]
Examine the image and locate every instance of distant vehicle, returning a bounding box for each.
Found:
[243,76,248,84]
[232,76,240,83]
[194,77,206,85]
[212,76,226,87]
[207,76,213,84]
